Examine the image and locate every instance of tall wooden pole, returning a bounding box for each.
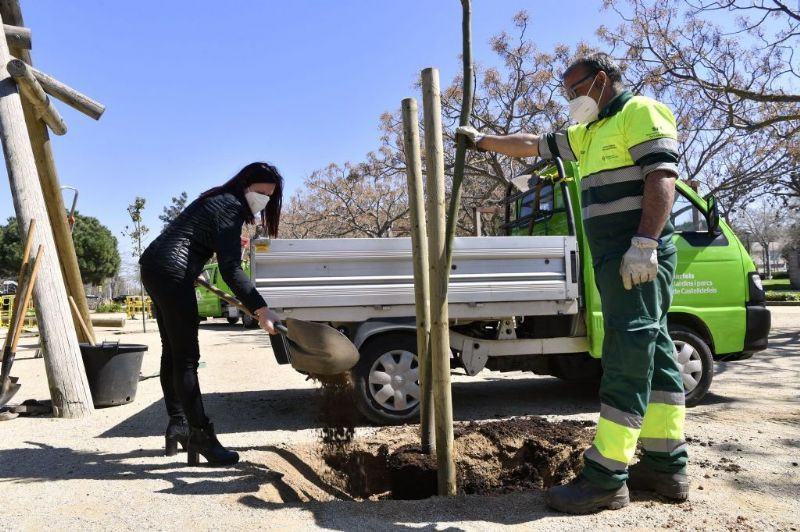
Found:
[401,97,434,454]
[421,67,456,496]
[0,0,95,344]
[0,10,93,417]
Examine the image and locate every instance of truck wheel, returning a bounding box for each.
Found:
[241,313,258,329]
[226,316,239,325]
[352,333,420,425]
[669,325,713,407]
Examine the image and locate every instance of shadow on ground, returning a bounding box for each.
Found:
[99,376,600,439]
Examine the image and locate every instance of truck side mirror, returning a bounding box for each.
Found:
[704,194,721,234]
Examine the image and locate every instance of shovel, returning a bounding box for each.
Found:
[0,244,43,407]
[194,277,359,375]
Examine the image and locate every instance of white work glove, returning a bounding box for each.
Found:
[255,307,281,335]
[620,236,659,290]
[456,125,485,150]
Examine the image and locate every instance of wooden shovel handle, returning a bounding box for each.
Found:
[69,296,95,345]
[9,219,36,326]
[10,245,43,352]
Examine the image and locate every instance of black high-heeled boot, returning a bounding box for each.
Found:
[165,415,189,456]
[187,423,239,467]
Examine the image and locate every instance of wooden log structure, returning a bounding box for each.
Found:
[401,97,435,454]
[3,23,29,49]
[0,0,97,345]
[7,59,66,135]
[0,5,93,417]
[29,65,105,120]
[421,67,456,496]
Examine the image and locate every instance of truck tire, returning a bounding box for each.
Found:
[226,316,239,325]
[351,333,420,425]
[669,325,713,407]
[241,313,258,329]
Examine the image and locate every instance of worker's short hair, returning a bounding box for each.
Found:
[564,52,623,84]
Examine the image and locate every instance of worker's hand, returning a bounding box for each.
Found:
[254,306,281,335]
[456,125,485,150]
[620,236,659,290]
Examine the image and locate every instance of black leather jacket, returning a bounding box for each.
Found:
[139,192,266,313]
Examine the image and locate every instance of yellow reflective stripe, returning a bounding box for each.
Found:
[594,416,640,465]
[640,402,685,440]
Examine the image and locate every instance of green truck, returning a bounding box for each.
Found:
[248,158,770,424]
[196,262,257,327]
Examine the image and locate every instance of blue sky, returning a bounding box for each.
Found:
[2,1,616,256]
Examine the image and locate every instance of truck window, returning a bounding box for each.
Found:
[671,193,708,233]
[520,184,554,221]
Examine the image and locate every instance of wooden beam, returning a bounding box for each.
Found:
[3,23,29,49]
[0,8,93,417]
[29,65,105,120]
[401,97,434,454]
[7,59,66,135]
[1,0,96,346]
[421,67,457,497]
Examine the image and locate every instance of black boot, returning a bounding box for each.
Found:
[187,423,239,467]
[628,461,689,501]
[545,475,629,514]
[164,415,189,456]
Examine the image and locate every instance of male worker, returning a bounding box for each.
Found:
[458,52,688,514]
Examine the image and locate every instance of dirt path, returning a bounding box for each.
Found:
[1,308,798,530]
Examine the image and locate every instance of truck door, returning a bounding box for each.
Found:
[670,187,747,356]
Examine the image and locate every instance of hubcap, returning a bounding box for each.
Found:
[674,340,703,393]
[368,349,420,412]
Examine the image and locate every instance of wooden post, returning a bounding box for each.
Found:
[0,0,96,345]
[401,97,434,454]
[0,9,93,417]
[28,65,105,120]
[7,59,67,135]
[3,23,29,49]
[421,67,456,496]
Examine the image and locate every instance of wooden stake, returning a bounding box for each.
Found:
[0,6,93,417]
[421,67,456,496]
[401,97,434,454]
[1,0,96,345]
[7,59,66,135]
[3,23,29,49]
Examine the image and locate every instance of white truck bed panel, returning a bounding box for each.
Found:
[251,236,580,321]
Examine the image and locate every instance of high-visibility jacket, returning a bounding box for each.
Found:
[538,91,680,260]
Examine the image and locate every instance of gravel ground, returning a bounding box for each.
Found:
[1,308,798,531]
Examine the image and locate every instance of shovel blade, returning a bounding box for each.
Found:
[283,318,360,375]
[0,376,20,408]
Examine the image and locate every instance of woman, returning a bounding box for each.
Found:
[140,162,283,467]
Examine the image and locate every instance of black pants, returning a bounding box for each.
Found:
[141,267,208,427]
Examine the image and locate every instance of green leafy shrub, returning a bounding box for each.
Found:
[765,291,800,302]
[95,301,125,313]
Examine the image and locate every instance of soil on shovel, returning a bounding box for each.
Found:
[319,416,595,500]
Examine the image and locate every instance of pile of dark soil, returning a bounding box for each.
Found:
[320,416,595,500]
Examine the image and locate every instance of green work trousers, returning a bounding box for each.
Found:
[582,249,689,490]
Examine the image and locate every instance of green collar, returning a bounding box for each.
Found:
[598,90,633,120]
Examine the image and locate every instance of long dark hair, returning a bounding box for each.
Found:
[199,162,284,237]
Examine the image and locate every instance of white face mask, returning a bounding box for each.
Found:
[245,191,270,215]
[568,75,605,124]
